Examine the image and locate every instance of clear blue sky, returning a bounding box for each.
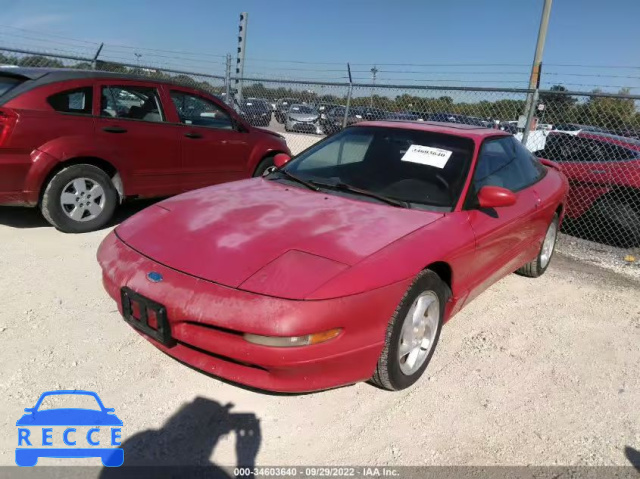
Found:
[1,0,639,92]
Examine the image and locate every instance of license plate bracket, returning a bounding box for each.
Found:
[120,287,174,346]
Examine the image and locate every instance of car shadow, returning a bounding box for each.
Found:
[626,446,640,470]
[98,397,261,479]
[0,199,162,231]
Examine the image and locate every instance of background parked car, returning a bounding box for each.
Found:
[0,67,290,233]
[319,106,365,135]
[274,98,299,123]
[285,104,322,134]
[386,111,422,121]
[425,112,489,127]
[534,131,640,245]
[239,98,272,126]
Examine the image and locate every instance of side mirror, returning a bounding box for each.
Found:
[477,186,516,209]
[273,153,292,169]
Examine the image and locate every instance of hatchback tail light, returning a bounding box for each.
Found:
[0,108,18,147]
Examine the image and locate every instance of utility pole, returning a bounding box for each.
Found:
[235,12,249,103]
[91,43,103,70]
[370,66,378,108]
[134,52,142,69]
[522,0,552,145]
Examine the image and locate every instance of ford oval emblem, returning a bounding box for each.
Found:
[147,272,163,283]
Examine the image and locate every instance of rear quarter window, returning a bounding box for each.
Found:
[47,87,93,115]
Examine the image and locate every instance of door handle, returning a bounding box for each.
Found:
[184,132,203,139]
[535,198,542,208]
[102,126,127,133]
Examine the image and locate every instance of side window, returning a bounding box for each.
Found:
[473,137,542,192]
[47,87,93,115]
[170,91,233,130]
[100,86,164,122]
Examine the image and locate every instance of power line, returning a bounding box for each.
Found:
[0,25,99,45]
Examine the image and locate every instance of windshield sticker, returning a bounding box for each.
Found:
[401,145,452,169]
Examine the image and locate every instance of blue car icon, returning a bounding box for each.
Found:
[16,390,123,467]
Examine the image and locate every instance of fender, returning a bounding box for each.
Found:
[24,135,130,204]
[246,133,290,175]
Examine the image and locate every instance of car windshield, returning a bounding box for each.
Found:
[289,105,315,114]
[36,393,102,411]
[243,100,268,110]
[276,126,475,210]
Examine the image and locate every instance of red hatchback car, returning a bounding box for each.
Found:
[98,122,568,393]
[0,67,290,232]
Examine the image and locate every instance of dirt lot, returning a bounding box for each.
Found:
[0,204,638,471]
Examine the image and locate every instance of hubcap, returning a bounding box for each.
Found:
[398,291,439,376]
[540,220,558,268]
[60,178,106,222]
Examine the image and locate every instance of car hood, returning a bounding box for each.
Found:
[116,179,442,297]
[289,113,318,121]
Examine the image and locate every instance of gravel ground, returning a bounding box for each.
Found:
[0,204,638,472]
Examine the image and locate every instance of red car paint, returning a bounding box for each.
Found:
[0,69,289,206]
[98,122,568,393]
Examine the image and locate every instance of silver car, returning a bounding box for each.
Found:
[285,104,322,134]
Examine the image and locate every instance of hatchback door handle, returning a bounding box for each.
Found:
[184,132,203,139]
[102,126,127,133]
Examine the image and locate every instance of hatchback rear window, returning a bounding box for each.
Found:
[0,75,24,97]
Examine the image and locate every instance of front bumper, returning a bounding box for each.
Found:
[97,233,410,392]
[286,119,323,135]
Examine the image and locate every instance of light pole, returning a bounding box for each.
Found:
[134,52,142,69]
[522,0,553,145]
[370,66,378,108]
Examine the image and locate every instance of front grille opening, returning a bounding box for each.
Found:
[177,340,268,372]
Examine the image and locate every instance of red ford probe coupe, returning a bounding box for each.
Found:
[97,121,568,392]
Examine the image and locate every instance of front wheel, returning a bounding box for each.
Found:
[252,155,276,177]
[40,164,118,233]
[517,213,559,278]
[371,270,446,391]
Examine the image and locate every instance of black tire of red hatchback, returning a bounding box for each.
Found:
[253,155,276,177]
[516,213,559,278]
[371,270,446,391]
[40,164,118,233]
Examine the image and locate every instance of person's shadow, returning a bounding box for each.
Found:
[626,446,640,471]
[99,397,261,479]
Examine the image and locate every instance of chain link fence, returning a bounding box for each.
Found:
[2,46,639,251]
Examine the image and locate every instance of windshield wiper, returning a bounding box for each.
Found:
[310,180,410,208]
[272,169,320,191]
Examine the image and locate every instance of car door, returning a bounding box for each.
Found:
[465,136,544,302]
[94,81,182,197]
[169,88,251,192]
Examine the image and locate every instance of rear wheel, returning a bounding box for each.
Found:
[371,270,446,391]
[41,164,118,233]
[517,213,559,278]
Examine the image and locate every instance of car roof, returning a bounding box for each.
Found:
[0,66,218,104]
[357,120,509,139]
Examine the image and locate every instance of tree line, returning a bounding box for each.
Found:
[2,53,638,133]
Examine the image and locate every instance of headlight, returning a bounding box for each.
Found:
[244,328,342,347]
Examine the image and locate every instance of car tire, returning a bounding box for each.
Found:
[517,213,559,278]
[590,192,640,247]
[371,270,447,391]
[40,164,118,233]
[253,155,276,177]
